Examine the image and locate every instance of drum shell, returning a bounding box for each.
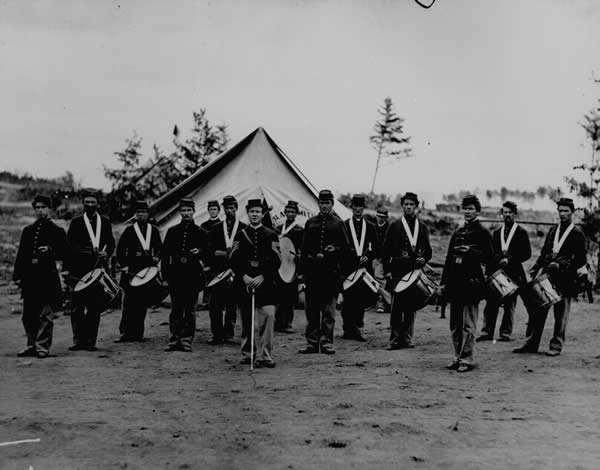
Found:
[520,274,562,312]
[485,269,519,304]
[343,269,379,308]
[129,268,169,306]
[74,270,121,314]
[394,270,437,311]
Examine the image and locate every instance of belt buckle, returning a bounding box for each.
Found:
[136,251,142,257]
[180,257,188,264]
[454,256,463,265]
[31,258,39,265]
[250,260,259,268]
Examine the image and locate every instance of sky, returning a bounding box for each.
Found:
[1,0,599,209]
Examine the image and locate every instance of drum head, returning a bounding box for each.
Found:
[394,270,420,293]
[74,268,103,292]
[278,236,297,283]
[207,269,233,288]
[130,266,159,287]
[343,268,365,291]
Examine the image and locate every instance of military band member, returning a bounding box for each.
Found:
[115,201,163,343]
[274,200,303,334]
[441,195,493,372]
[383,192,432,350]
[231,199,281,367]
[299,189,350,355]
[13,195,68,358]
[513,197,587,356]
[340,194,379,342]
[200,200,222,233]
[207,195,246,344]
[374,206,391,313]
[477,201,531,342]
[64,189,115,351]
[161,198,208,352]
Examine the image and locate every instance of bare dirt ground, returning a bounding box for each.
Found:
[2,287,600,470]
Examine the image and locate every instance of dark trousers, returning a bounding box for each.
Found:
[168,285,199,348]
[340,289,365,336]
[70,302,102,348]
[275,281,297,331]
[304,282,337,348]
[482,294,516,339]
[389,296,416,346]
[208,286,237,340]
[449,302,479,365]
[22,296,54,354]
[118,288,148,340]
[523,298,571,352]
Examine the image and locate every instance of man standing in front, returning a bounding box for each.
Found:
[207,195,246,344]
[299,189,349,355]
[13,194,68,358]
[231,199,281,367]
[64,189,115,352]
[115,200,163,343]
[477,201,531,342]
[383,192,432,350]
[161,198,208,352]
[441,195,493,372]
[513,197,586,356]
[340,194,379,342]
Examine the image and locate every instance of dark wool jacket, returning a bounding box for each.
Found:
[64,213,115,278]
[116,223,163,274]
[13,218,69,306]
[382,217,432,281]
[442,219,493,303]
[489,223,531,285]
[200,218,222,233]
[161,221,208,288]
[375,221,390,252]
[342,217,380,274]
[208,219,247,274]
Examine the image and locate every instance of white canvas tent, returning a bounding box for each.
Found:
[151,127,351,230]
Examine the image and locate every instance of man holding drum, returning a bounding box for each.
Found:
[115,200,163,343]
[441,195,493,372]
[383,192,432,350]
[478,201,531,343]
[230,199,281,367]
[64,189,115,352]
[13,194,68,358]
[274,200,303,334]
[162,198,208,352]
[207,195,246,345]
[299,189,350,355]
[341,194,379,342]
[513,197,587,356]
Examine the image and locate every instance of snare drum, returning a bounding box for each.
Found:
[342,268,380,308]
[520,273,562,312]
[130,266,169,305]
[393,269,437,311]
[278,236,297,284]
[73,268,121,313]
[207,268,235,289]
[485,269,519,303]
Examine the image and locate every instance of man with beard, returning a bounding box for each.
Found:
[299,189,350,355]
[64,189,115,352]
[207,195,246,344]
[383,192,432,350]
[340,194,379,342]
[115,200,163,343]
[13,194,68,358]
[513,197,587,356]
[441,195,493,372]
[477,201,531,343]
[161,198,208,352]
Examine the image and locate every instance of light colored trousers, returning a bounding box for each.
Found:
[241,304,275,362]
[450,302,479,365]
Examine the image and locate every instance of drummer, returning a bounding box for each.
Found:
[200,200,222,232]
[161,198,208,352]
[477,201,531,343]
[441,195,493,372]
[513,197,587,356]
[207,195,246,344]
[382,192,432,350]
[341,194,379,342]
[299,189,350,355]
[13,194,68,358]
[274,200,303,334]
[230,199,281,367]
[63,189,115,352]
[374,206,391,313]
[115,200,163,343]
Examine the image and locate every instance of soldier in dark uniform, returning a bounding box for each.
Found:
[207,195,246,344]
[161,198,208,352]
[340,194,379,342]
[513,197,587,356]
[374,206,390,313]
[200,200,222,233]
[383,192,432,350]
[441,195,493,372]
[299,189,350,355]
[64,189,115,351]
[115,200,163,343]
[477,201,531,342]
[231,199,281,367]
[274,200,303,334]
[13,194,68,358]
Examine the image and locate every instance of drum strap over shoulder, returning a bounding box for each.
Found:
[349,218,367,256]
[401,216,419,249]
[83,213,101,250]
[552,223,574,255]
[133,222,152,252]
[280,220,298,237]
[223,219,240,249]
[500,222,518,254]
